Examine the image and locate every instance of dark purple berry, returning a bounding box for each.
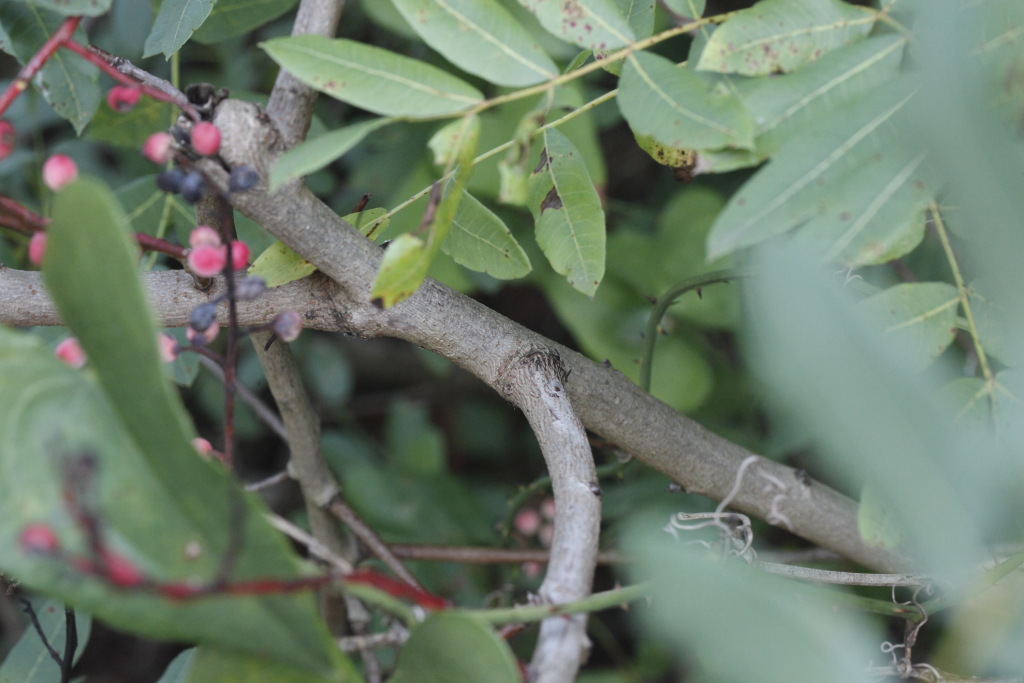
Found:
[189,302,218,332]
[228,165,260,193]
[180,171,204,203]
[170,126,191,145]
[156,169,186,194]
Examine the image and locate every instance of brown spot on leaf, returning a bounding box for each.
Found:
[540,187,563,212]
[533,148,550,174]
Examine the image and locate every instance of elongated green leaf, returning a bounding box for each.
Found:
[517,0,635,52]
[0,4,99,133]
[389,613,519,683]
[858,282,960,373]
[528,128,605,296]
[6,0,111,15]
[269,118,393,191]
[619,51,755,152]
[696,34,907,174]
[144,0,215,58]
[261,35,483,117]
[23,179,353,676]
[372,115,480,307]
[392,0,558,87]
[442,191,531,278]
[627,524,880,683]
[193,0,299,44]
[697,0,875,76]
[707,80,934,265]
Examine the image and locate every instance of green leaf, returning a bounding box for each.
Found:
[188,645,353,683]
[192,0,299,44]
[442,191,532,279]
[619,51,755,152]
[743,244,989,581]
[707,80,934,266]
[389,613,519,683]
[261,35,483,117]
[697,0,875,76]
[0,4,99,133]
[87,96,176,150]
[517,0,635,52]
[858,282,960,373]
[269,118,393,192]
[0,599,90,681]
[392,0,558,87]
[857,483,903,550]
[144,0,216,58]
[626,523,880,683]
[370,233,431,308]
[249,240,317,288]
[20,179,352,675]
[6,0,110,15]
[614,0,655,40]
[250,209,388,287]
[528,129,606,297]
[735,35,906,159]
[662,0,703,18]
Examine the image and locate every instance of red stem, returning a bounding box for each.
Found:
[0,18,81,117]
[0,197,49,234]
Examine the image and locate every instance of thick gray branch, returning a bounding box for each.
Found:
[498,349,600,682]
[196,98,908,574]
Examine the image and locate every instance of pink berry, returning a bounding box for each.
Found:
[0,120,15,160]
[272,310,303,342]
[107,86,141,112]
[28,232,47,265]
[514,509,541,536]
[157,333,178,362]
[230,240,250,270]
[42,154,78,191]
[192,437,214,458]
[55,337,87,368]
[189,225,222,247]
[102,550,144,587]
[187,244,227,277]
[20,523,60,554]
[190,122,221,156]
[142,132,173,164]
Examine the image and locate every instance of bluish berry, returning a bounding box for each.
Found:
[156,169,186,194]
[228,165,260,193]
[189,302,218,332]
[180,171,205,203]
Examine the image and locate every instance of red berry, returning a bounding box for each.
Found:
[28,232,47,266]
[230,240,250,270]
[190,122,221,156]
[107,86,141,112]
[19,523,60,554]
[142,132,173,164]
[192,437,213,458]
[188,244,227,277]
[0,120,15,160]
[42,154,78,191]
[102,550,144,587]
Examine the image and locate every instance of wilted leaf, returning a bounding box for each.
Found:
[517,0,635,52]
[370,233,430,308]
[697,0,875,76]
[528,128,605,296]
